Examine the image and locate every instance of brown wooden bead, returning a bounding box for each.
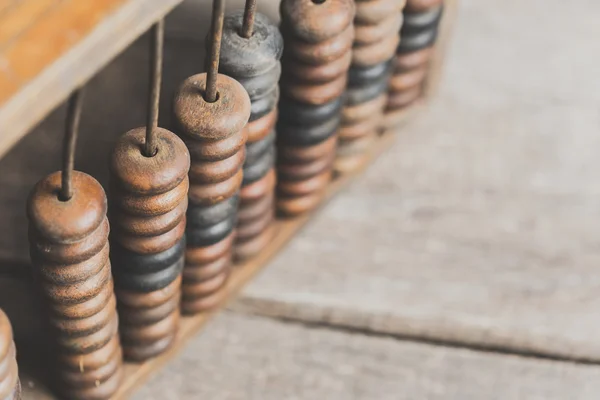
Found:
[122,333,176,362]
[113,177,189,217]
[0,310,19,400]
[120,310,179,344]
[49,294,117,337]
[188,169,243,206]
[389,64,428,91]
[386,85,422,109]
[59,347,122,388]
[280,0,355,43]
[59,365,123,400]
[114,217,186,254]
[337,134,377,157]
[341,94,387,124]
[182,254,230,283]
[278,170,332,197]
[277,192,324,217]
[278,153,335,181]
[173,73,251,141]
[246,109,277,143]
[110,127,190,195]
[354,14,402,46]
[186,128,247,162]
[36,242,109,285]
[406,0,443,12]
[181,285,229,315]
[338,115,380,140]
[238,192,274,224]
[235,210,274,242]
[58,334,121,371]
[27,171,106,243]
[113,197,188,238]
[277,136,337,163]
[116,275,181,309]
[182,271,228,299]
[283,51,352,84]
[40,261,111,305]
[56,312,118,355]
[393,46,434,70]
[356,0,405,24]
[185,232,234,265]
[334,150,371,173]
[283,24,354,66]
[234,224,275,261]
[352,32,400,67]
[188,147,246,184]
[281,73,348,105]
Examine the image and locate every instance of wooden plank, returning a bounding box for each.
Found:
[53,313,600,399]
[0,0,58,46]
[1,132,397,400]
[0,0,185,159]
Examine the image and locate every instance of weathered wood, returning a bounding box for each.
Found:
[0,0,185,159]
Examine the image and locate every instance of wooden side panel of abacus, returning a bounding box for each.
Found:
[0,0,185,160]
[3,131,395,400]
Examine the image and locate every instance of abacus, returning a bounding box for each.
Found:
[0,0,457,398]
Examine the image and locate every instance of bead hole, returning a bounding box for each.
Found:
[142,146,159,158]
[203,90,221,103]
[312,0,326,4]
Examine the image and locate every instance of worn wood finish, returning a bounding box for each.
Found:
[5,132,396,400]
[0,0,184,160]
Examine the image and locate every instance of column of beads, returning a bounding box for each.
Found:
[219,10,283,259]
[334,0,405,173]
[27,171,122,399]
[0,310,20,400]
[385,0,443,124]
[109,128,190,361]
[173,74,250,314]
[276,0,355,216]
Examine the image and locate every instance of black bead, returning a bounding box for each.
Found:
[219,11,284,78]
[186,195,239,229]
[186,214,237,247]
[243,145,276,185]
[348,61,393,88]
[345,76,389,106]
[245,130,276,165]
[235,63,281,100]
[250,87,279,121]
[397,28,440,54]
[111,237,185,274]
[114,255,184,292]
[277,114,341,146]
[401,6,444,35]
[278,96,343,128]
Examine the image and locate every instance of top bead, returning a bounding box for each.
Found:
[27,171,107,243]
[173,73,251,141]
[111,127,190,195]
[219,11,283,78]
[280,0,356,43]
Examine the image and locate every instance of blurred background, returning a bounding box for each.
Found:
[1,0,600,399]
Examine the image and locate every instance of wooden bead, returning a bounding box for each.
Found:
[354,13,402,46]
[243,146,275,185]
[239,169,277,203]
[185,231,235,265]
[356,0,405,24]
[246,109,277,143]
[59,347,121,388]
[188,147,246,184]
[187,169,244,206]
[186,129,247,162]
[173,73,251,140]
[120,310,179,344]
[58,366,122,400]
[393,46,433,70]
[111,238,185,274]
[118,291,180,325]
[338,114,379,141]
[234,224,275,261]
[186,195,239,229]
[112,197,188,238]
[186,215,236,247]
[276,192,324,217]
[50,278,115,320]
[405,0,443,13]
[283,25,354,66]
[386,85,422,109]
[28,171,106,243]
[113,217,186,254]
[182,254,230,283]
[278,170,332,197]
[113,256,184,293]
[112,177,189,217]
[402,5,443,33]
[280,0,355,43]
[0,310,19,400]
[278,96,343,128]
[352,32,399,66]
[49,294,117,337]
[182,271,228,299]
[58,333,120,370]
[281,73,347,105]
[341,94,387,124]
[220,11,283,79]
[116,276,181,309]
[34,242,109,285]
[181,284,229,315]
[122,333,176,362]
[345,76,389,106]
[110,127,190,195]
[283,51,352,84]
[238,192,274,224]
[337,134,377,157]
[389,64,428,91]
[250,87,279,121]
[277,114,341,146]
[278,152,334,181]
[235,210,274,242]
[277,135,337,163]
[235,68,280,102]
[397,27,439,53]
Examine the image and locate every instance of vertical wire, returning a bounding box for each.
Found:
[60,89,84,201]
[241,0,257,38]
[144,20,164,157]
[205,0,225,102]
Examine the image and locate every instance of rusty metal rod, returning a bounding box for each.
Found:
[241,0,257,38]
[60,89,84,201]
[144,20,164,157]
[205,0,225,102]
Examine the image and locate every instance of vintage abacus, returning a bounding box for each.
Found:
[0,0,456,398]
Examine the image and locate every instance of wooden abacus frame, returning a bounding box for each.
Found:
[0,0,458,398]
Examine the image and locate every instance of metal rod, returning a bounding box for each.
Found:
[144,20,164,157]
[241,0,257,38]
[60,89,84,201]
[205,0,225,103]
